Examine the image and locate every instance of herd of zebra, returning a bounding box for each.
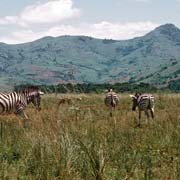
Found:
[104,89,154,126]
[0,86,154,127]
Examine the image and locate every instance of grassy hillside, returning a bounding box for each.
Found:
[0,24,180,88]
[0,93,179,179]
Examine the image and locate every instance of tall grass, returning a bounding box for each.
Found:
[0,93,179,180]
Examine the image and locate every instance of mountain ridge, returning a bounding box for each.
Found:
[0,23,180,89]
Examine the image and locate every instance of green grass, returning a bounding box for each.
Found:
[0,93,179,180]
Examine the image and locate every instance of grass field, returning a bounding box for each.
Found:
[0,93,179,180]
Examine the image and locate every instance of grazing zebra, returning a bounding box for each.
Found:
[130,93,154,126]
[104,89,119,116]
[0,86,44,125]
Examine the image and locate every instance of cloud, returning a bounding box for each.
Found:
[88,21,158,39]
[0,21,159,44]
[0,0,80,26]
[0,0,159,44]
[0,16,18,25]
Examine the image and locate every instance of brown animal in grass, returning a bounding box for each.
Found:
[58,97,82,107]
[58,98,71,106]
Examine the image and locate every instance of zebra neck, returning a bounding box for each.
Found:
[20,93,31,104]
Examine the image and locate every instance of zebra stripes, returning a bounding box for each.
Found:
[0,87,44,121]
[104,89,119,116]
[130,93,154,126]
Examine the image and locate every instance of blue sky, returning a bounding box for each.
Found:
[0,0,180,44]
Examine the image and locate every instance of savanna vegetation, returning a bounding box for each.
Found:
[14,82,157,93]
[14,81,180,94]
[0,93,179,180]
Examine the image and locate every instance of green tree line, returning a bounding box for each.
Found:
[14,82,159,93]
[14,81,180,94]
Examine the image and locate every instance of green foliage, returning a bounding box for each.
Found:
[167,79,180,92]
[14,82,158,94]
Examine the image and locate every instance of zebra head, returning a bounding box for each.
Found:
[22,87,44,111]
[129,93,141,111]
[31,90,44,111]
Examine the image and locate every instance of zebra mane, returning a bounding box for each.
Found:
[135,92,142,97]
[19,86,40,94]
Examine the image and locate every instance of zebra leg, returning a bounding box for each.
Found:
[145,110,150,124]
[145,110,150,118]
[17,110,29,127]
[150,108,154,119]
[136,110,141,127]
[110,112,113,117]
[110,107,113,117]
[22,112,29,128]
[0,105,3,114]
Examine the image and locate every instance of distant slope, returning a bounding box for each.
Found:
[0,23,180,89]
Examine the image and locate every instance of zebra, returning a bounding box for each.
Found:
[104,89,119,117]
[0,86,44,126]
[130,93,154,126]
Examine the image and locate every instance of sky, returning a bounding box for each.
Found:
[0,0,180,44]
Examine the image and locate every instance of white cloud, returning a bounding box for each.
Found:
[0,0,80,26]
[88,21,158,39]
[0,16,18,25]
[0,0,159,44]
[0,21,159,44]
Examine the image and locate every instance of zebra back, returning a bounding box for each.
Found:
[105,91,119,107]
[137,94,154,110]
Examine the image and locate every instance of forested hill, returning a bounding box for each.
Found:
[0,23,180,89]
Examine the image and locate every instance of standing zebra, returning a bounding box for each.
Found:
[130,93,154,126]
[0,86,44,126]
[104,89,119,117]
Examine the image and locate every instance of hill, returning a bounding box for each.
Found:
[0,23,180,89]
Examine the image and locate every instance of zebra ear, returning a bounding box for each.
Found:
[129,95,136,99]
[39,91,45,95]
